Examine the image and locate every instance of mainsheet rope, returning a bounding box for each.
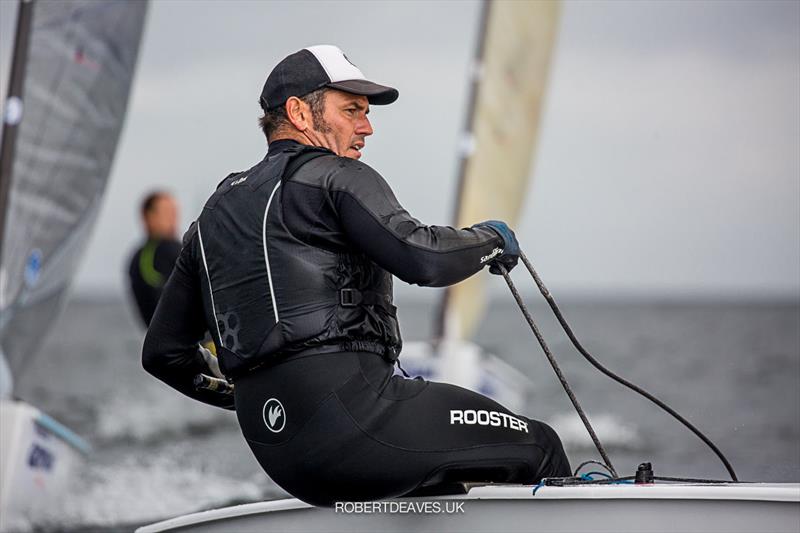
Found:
[499,250,738,482]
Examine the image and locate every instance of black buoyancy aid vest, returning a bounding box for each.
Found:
[195,144,401,378]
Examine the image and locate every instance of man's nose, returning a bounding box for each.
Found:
[356,115,373,136]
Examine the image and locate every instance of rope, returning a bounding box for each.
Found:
[573,460,615,477]
[513,250,738,482]
[497,263,618,477]
[545,475,732,487]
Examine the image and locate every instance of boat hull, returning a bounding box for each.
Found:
[137,483,800,533]
[0,400,89,532]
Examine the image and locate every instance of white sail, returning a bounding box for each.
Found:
[441,0,560,340]
[0,347,10,399]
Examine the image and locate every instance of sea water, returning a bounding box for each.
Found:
[12,295,800,531]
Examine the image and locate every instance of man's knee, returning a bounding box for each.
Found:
[534,421,571,478]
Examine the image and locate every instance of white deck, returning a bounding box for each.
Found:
[138,483,800,533]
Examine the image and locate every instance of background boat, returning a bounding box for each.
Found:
[400,0,560,414]
[0,1,147,530]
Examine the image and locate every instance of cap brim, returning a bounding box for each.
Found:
[326,79,399,105]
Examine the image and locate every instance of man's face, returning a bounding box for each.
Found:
[144,195,179,239]
[306,90,373,159]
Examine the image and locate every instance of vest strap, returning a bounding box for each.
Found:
[339,288,392,310]
[283,148,331,182]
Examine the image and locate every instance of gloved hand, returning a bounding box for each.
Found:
[472,220,520,275]
[198,344,225,379]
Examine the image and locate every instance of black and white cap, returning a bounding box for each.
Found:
[259,45,399,111]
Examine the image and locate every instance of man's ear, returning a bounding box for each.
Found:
[285,97,309,131]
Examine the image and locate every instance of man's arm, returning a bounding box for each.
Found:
[141,223,235,410]
[326,159,505,287]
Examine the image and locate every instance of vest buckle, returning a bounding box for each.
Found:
[339,288,362,307]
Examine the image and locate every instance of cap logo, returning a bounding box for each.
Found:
[342,53,357,69]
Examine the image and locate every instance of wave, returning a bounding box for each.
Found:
[32,445,278,531]
[548,411,645,452]
[93,380,237,444]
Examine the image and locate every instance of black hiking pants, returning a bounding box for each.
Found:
[235,351,570,506]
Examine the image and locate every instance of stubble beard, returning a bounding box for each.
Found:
[312,109,332,135]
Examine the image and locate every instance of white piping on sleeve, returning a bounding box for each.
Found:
[263,182,281,323]
[197,223,224,347]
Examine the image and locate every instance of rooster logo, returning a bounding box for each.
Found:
[268,405,282,427]
[262,398,286,433]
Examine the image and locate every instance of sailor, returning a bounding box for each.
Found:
[142,45,570,506]
[128,191,181,327]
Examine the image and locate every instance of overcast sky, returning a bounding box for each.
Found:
[2,0,798,300]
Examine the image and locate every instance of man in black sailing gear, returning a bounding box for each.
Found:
[142,45,570,506]
[128,191,181,327]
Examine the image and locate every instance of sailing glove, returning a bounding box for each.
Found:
[472,220,520,274]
